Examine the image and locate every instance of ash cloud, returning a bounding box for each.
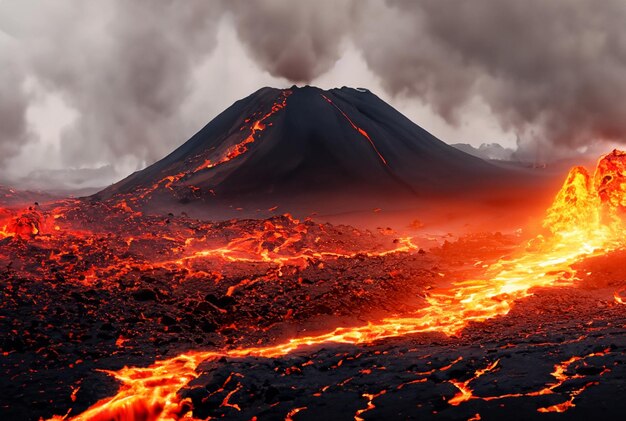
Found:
[1,0,626,188]
[0,0,224,179]
[226,0,359,82]
[228,0,626,151]
[355,0,626,151]
[0,34,32,163]
[451,143,515,162]
[26,1,224,168]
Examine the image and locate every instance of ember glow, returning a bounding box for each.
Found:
[192,90,292,172]
[43,150,626,420]
[321,94,388,165]
[126,90,293,203]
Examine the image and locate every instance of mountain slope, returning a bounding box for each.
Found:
[95,86,512,215]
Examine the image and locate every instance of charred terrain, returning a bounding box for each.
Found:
[94,86,539,219]
[2,87,626,421]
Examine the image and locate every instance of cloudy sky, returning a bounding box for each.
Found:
[1,0,625,189]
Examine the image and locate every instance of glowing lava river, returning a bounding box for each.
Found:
[3,152,626,420]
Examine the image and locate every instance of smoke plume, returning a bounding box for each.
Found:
[356,0,626,150]
[1,0,625,187]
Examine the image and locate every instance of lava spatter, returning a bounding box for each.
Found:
[0,205,52,239]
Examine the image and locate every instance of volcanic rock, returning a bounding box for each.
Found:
[132,288,157,301]
[94,86,517,217]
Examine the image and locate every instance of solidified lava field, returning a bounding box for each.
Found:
[2,152,626,421]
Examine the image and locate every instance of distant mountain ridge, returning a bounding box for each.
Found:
[451,143,516,161]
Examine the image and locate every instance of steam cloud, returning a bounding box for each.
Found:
[356,0,626,151]
[1,1,223,172]
[1,0,625,187]
[0,35,31,163]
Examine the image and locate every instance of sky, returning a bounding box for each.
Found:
[1,0,625,190]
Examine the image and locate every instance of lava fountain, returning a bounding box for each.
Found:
[53,150,626,421]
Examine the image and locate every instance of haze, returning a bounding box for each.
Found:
[1,0,624,190]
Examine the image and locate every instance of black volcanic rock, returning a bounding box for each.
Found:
[95,86,511,215]
[132,288,157,301]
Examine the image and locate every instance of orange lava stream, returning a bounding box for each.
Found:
[447,348,610,412]
[134,90,292,202]
[55,215,421,289]
[448,360,500,406]
[320,94,388,165]
[173,236,419,270]
[285,406,307,421]
[193,90,292,173]
[354,390,386,421]
[57,151,626,420]
[0,224,11,239]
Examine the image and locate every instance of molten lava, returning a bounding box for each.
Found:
[0,205,48,239]
[47,150,626,420]
[321,94,388,165]
[129,89,292,203]
[193,90,292,173]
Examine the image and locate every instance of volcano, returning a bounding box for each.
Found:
[4,87,626,420]
[95,86,510,216]
[5,150,626,421]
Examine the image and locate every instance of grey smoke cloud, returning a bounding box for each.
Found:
[357,0,626,151]
[21,1,224,169]
[0,34,31,162]
[227,0,358,81]
[0,0,625,188]
[229,0,626,151]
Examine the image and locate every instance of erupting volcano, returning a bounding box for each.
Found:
[2,88,626,421]
[94,86,510,217]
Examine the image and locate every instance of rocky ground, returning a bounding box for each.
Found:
[1,199,625,420]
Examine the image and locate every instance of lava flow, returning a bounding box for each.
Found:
[43,151,626,421]
[192,90,292,173]
[123,89,293,204]
[321,93,388,165]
